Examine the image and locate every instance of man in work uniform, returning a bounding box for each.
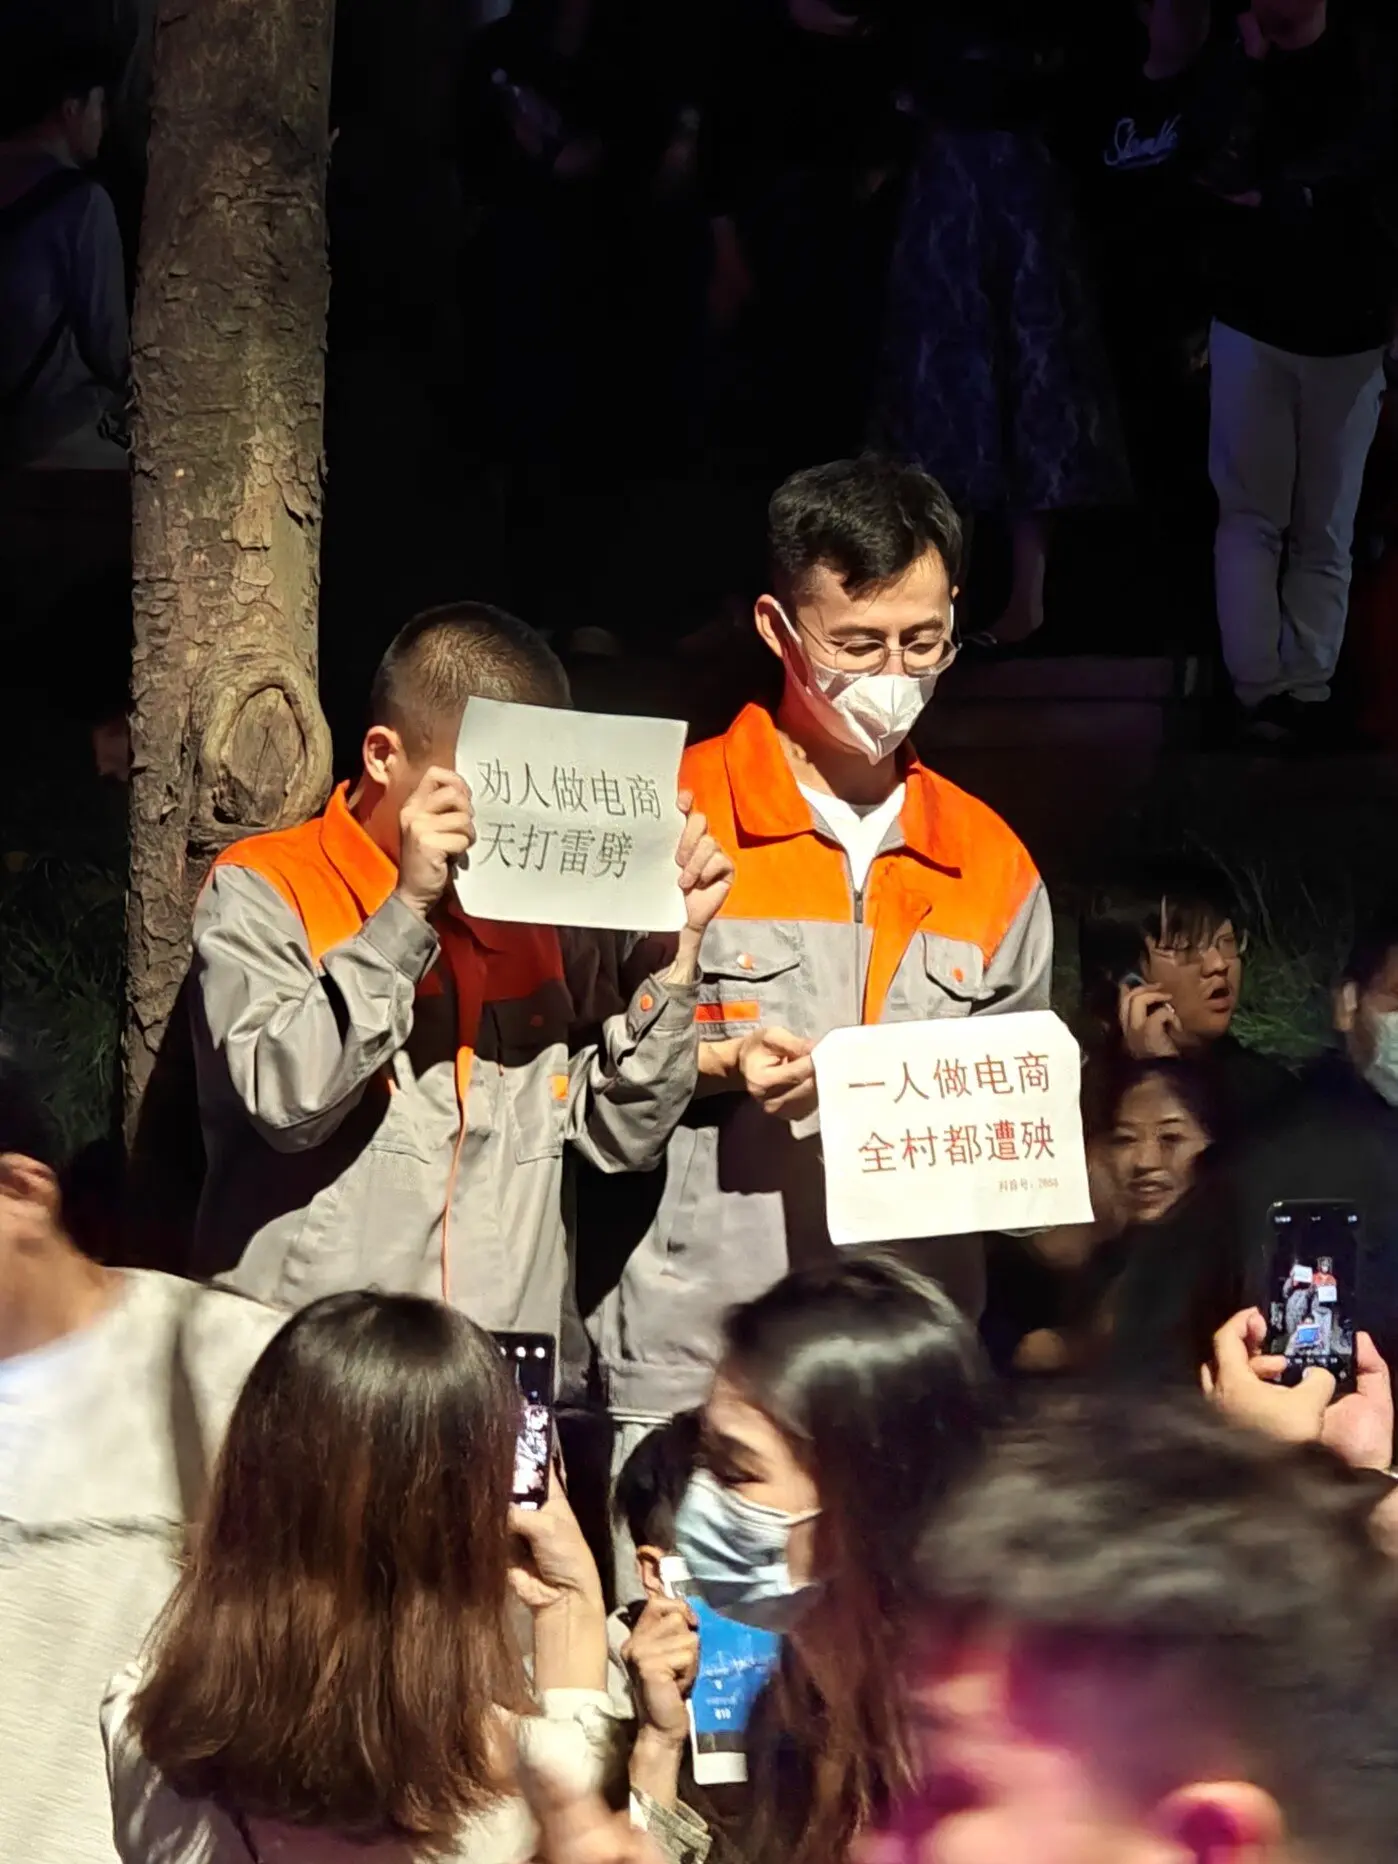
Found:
[587,458,1052,1529]
[188,602,733,1349]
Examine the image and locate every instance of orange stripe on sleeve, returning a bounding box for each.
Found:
[695,1001,761,1024]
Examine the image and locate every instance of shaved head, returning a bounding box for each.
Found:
[369,602,569,757]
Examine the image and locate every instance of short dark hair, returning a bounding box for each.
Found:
[911,1394,1398,1864]
[614,1410,702,1554]
[368,601,569,758]
[0,1033,57,1169]
[767,457,963,610]
[1344,897,1398,994]
[133,1292,531,1850]
[1080,1052,1221,1147]
[1079,858,1245,1032]
[0,33,114,139]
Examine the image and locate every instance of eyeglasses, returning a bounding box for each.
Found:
[798,622,959,677]
[1151,929,1249,967]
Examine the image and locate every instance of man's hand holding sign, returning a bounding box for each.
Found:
[394,767,478,919]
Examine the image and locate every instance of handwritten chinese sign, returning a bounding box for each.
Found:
[453,699,688,932]
[813,1011,1091,1243]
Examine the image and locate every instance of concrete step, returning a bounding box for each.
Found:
[943,655,1184,703]
[920,655,1188,752]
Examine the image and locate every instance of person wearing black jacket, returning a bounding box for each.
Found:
[1224,901,1398,1367]
[1077,858,1293,1143]
[1200,1,1397,741]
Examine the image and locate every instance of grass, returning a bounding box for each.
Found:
[1051,840,1348,1068]
[0,852,124,1156]
[1227,869,1351,1066]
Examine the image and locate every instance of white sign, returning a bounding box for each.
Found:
[454,699,688,932]
[813,1011,1092,1244]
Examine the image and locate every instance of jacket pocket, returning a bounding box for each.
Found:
[698,928,803,1035]
[920,933,990,1014]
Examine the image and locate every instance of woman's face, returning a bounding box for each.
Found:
[702,1369,821,1584]
[1099,1075,1210,1225]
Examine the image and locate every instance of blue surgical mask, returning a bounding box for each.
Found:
[673,1469,820,1633]
[1363,1009,1398,1109]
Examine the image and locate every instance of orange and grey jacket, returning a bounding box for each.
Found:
[587,703,1053,1416]
[189,784,700,1340]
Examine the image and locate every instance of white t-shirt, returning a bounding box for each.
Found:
[797,782,905,895]
[0,1271,284,1864]
[0,1317,107,1511]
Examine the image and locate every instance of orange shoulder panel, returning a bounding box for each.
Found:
[923,774,1039,948]
[861,773,1040,1024]
[210,820,365,964]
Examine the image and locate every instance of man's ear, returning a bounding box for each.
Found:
[1335,980,1360,1036]
[362,724,404,789]
[1153,1781,1286,1861]
[753,596,789,664]
[635,1546,667,1600]
[0,1153,61,1220]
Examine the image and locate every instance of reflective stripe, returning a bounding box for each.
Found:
[694,1001,761,1024]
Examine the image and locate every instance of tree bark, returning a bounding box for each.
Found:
[124,0,335,1137]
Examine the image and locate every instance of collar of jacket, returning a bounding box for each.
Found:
[320,781,516,953]
[719,703,961,875]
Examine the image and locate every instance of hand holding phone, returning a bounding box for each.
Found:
[507,1472,605,1619]
[1117,976,1183,1060]
[1204,1305,1393,1474]
[1264,1202,1360,1395]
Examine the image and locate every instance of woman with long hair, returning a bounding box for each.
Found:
[672,1251,994,1864]
[102,1291,698,1864]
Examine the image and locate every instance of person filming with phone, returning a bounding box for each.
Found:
[101,1293,702,1864]
[1220,900,1398,1372]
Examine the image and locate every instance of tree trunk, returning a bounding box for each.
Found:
[123,0,335,1138]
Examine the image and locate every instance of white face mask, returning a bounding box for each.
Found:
[774,603,946,763]
[1362,1008,1398,1109]
[673,1468,821,1633]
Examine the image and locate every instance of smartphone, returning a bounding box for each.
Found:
[1264,1202,1361,1395]
[492,1332,555,1509]
[659,1554,782,1786]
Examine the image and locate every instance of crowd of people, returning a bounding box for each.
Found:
[5,0,1398,742]
[445,0,1398,727]
[5,449,1398,1864]
[7,3,1398,1863]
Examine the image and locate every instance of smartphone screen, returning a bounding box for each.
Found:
[492,1332,555,1509]
[1265,1202,1361,1394]
[658,1554,782,1786]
